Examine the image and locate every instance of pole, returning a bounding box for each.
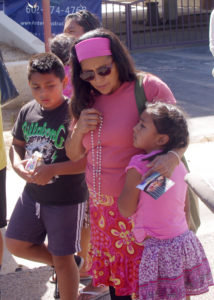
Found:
[42,0,52,52]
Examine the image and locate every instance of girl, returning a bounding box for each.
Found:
[65,28,186,299]
[118,102,213,299]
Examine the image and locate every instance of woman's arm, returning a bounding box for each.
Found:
[142,146,187,180]
[65,108,102,161]
[65,126,86,161]
[118,168,142,218]
[144,74,176,105]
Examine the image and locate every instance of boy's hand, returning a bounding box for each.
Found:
[31,164,54,185]
[13,159,35,183]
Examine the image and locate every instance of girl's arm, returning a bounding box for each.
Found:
[118,168,142,218]
[65,108,102,161]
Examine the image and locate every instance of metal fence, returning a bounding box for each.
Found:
[102,0,214,50]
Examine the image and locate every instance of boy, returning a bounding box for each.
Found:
[5,53,88,300]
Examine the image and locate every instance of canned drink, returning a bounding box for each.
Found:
[25,151,57,184]
[25,151,43,172]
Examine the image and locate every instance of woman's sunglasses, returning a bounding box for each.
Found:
[80,62,114,82]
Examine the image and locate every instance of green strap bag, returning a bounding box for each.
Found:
[134,73,201,233]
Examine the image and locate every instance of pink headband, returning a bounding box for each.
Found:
[75,37,112,62]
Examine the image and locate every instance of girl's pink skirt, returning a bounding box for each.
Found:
[139,230,213,300]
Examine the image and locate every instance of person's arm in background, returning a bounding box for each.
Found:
[209,10,214,56]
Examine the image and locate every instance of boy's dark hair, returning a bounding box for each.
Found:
[146,102,189,153]
[50,33,75,65]
[71,28,137,119]
[64,10,101,33]
[28,53,65,81]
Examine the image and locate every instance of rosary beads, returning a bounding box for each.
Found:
[91,116,103,202]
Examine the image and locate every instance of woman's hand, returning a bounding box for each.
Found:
[65,108,102,161]
[75,108,102,135]
[142,151,180,180]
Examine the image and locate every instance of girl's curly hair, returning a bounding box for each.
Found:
[146,102,189,153]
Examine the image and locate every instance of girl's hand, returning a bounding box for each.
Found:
[31,164,55,185]
[75,108,102,135]
[142,152,179,180]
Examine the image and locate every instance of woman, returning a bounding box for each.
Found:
[65,28,186,299]
[63,10,101,280]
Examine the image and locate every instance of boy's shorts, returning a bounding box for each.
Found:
[6,190,85,256]
[0,167,7,228]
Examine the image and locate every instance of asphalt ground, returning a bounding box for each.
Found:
[132,44,214,118]
[1,44,214,299]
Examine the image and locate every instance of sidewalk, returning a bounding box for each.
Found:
[1,131,214,300]
[1,44,214,299]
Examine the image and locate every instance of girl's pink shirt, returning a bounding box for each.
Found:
[82,74,176,197]
[127,152,188,241]
[63,65,73,98]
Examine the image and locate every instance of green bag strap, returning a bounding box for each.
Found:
[134,72,147,115]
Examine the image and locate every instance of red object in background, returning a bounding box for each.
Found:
[42,0,52,52]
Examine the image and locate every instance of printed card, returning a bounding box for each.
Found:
[137,172,175,200]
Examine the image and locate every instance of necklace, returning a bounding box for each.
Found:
[91,116,103,203]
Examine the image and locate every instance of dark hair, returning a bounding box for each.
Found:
[64,10,101,33]
[28,52,65,81]
[71,28,137,119]
[50,33,75,65]
[146,102,189,153]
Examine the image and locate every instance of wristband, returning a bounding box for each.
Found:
[168,150,180,164]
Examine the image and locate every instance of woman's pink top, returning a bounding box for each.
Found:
[127,151,188,241]
[63,65,73,98]
[82,74,176,197]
